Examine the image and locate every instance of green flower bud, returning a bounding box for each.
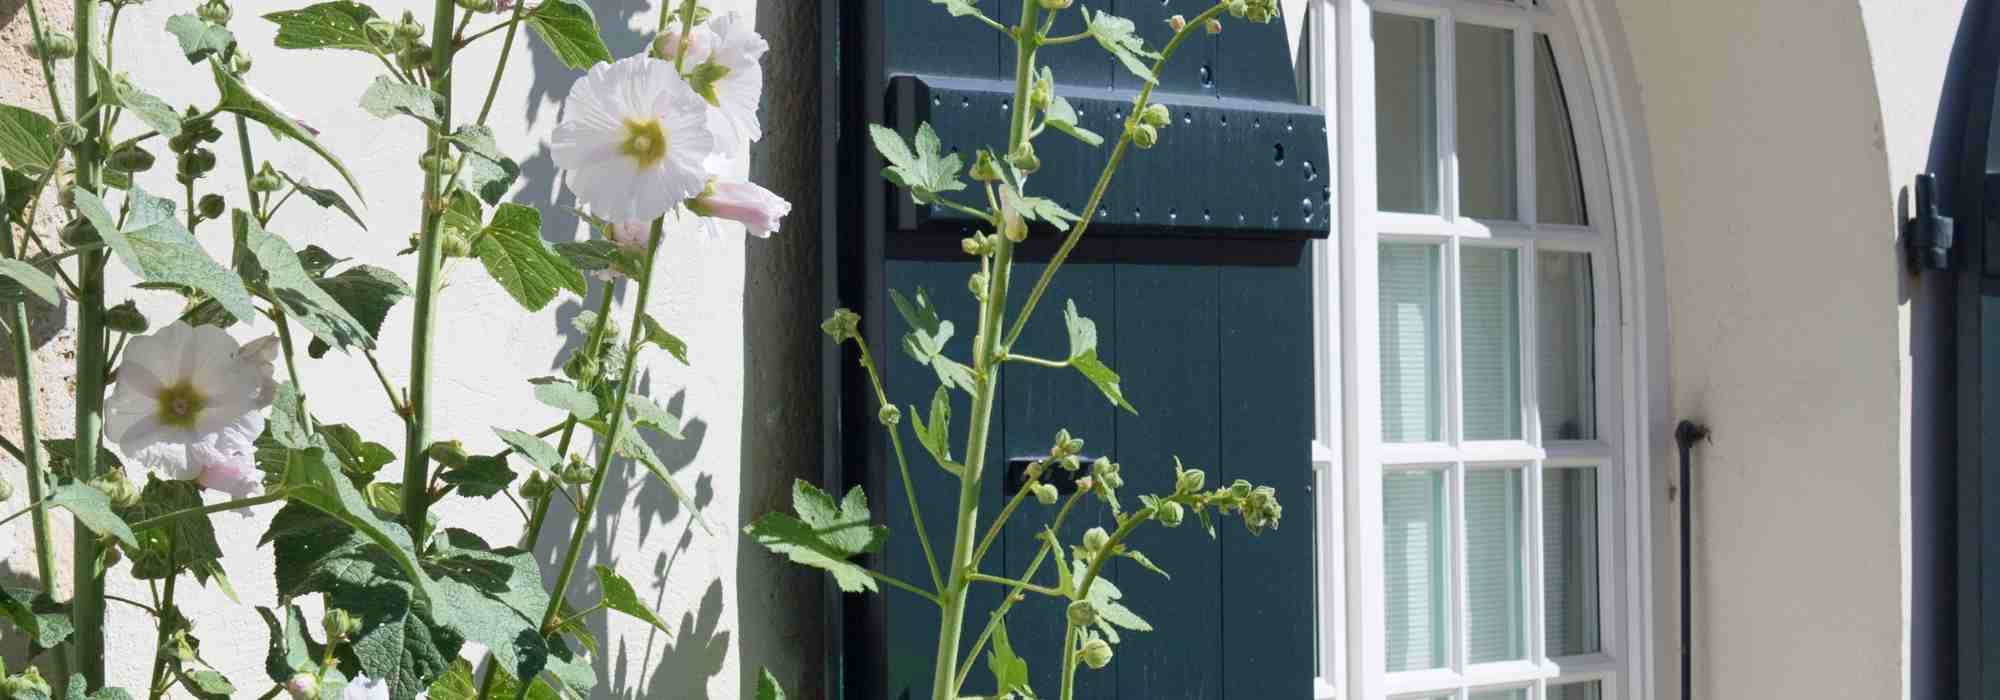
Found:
[197,0,231,24]
[1206,17,1225,34]
[1038,0,1073,10]
[1090,457,1121,489]
[821,308,862,341]
[967,271,988,300]
[1065,436,1086,456]
[440,229,474,258]
[1229,479,1252,499]
[878,404,902,427]
[1080,637,1114,670]
[1167,14,1187,32]
[323,608,361,642]
[1132,123,1159,149]
[1175,468,1205,495]
[0,478,13,502]
[250,162,285,193]
[1007,143,1041,174]
[1156,500,1184,527]
[1140,104,1171,128]
[30,31,77,60]
[1051,429,1075,457]
[230,51,254,76]
[1226,0,1250,18]
[416,148,456,177]
[93,474,139,508]
[455,0,496,13]
[396,11,427,41]
[427,440,469,469]
[1060,454,1082,472]
[561,454,592,485]
[196,193,227,221]
[179,148,218,179]
[56,121,86,146]
[105,300,150,334]
[960,235,985,257]
[520,471,552,500]
[398,43,432,73]
[107,144,157,173]
[1001,193,1027,242]
[1066,600,1098,627]
[60,217,99,247]
[1029,75,1054,112]
[1032,482,1060,505]
[285,672,320,700]
[969,149,1003,183]
[1082,526,1110,553]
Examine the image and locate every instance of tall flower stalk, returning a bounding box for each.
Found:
[69,0,111,683]
[399,0,459,546]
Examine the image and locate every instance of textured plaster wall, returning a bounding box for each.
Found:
[0,0,822,697]
[1603,0,1959,697]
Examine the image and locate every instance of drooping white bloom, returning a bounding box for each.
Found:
[690,180,790,237]
[553,56,718,225]
[104,322,278,482]
[692,13,768,150]
[343,674,390,700]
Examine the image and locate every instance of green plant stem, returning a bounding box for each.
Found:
[965,572,1061,597]
[518,288,614,547]
[1002,3,1226,351]
[1058,621,1081,699]
[949,489,1084,694]
[968,464,1039,569]
[402,0,459,548]
[851,339,943,591]
[1002,353,1067,368]
[127,491,289,532]
[930,7,1042,700]
[21,0,66,120]
[1058,509,1151,700]
[513,222,665,700]
[473,0,530,126]
[868,569,945,606]
[69,0,108,683]
[2,216,63,685]
[144,552,177,700]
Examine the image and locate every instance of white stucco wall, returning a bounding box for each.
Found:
[1600,0,1962,697]
[0,0,822,696]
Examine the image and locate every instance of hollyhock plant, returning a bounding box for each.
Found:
[691,179,791,237]
[102,322,277,481]
[551,55,718,224]
[690,12,768,148]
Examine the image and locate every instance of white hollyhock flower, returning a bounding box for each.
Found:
[553,56,717,225]
[344,674,390,700]
[692,13,768,150]
[191,442,261,500]
[690,180,790,237]
[104,322,278,481]
[652,23,715,65]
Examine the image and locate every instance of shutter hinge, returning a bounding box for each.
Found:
[1907,173,1955,272]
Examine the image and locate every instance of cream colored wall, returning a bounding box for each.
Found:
[1600,0,1960,697]
[0,0,822,697]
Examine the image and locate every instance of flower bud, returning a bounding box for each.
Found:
[364,18,399,48]
[878,404,902,427]
[440,230,474,258]
[426,440,469,469]
[1030,76,1054,112]
[1090,457,1121,489]
[1082,526,1110,553]
[196,193,227,221]
[250,162,285,193]
[1038,0,1073,9]
[1229,479,1252,499]
[1060,454,1081,472]
[1050,429,1075,457]
[284,672,320,700]
[1167,14,1187,32]
[398,43,432,73]
[93,474,139,508]
[30,31,77,60]
[107,145,156,173]
[1032,482,1060,505]
[323,608,360,642]
[1175,468,1205,494]
[519,471,552,500]
[969,149,1003,183]
[561,454,592,485]
[1206,18,1224,34]
[967,271,988,300]
[1066,600,1098,627]
[60,217,99,247]
[1156,500,1184,527]
[1226,0,1249,17]
[1007,143,1040,174]
[396,11,427,41]
[106,300,150,334]
[821,308,862,342]
[56,121,86,146]
[1080,637,1114,669]
[230,52,254,76]
[1140,104,1172,128]
[197,0,231,24]
[0,478,13,502]
[1001,194,1027,243]
[1075,475,1094,491]
[1065,436,1086,455]
[960,235,985,257]
[1132,123,1159,149]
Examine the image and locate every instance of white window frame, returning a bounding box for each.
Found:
[1308,0,1658,698]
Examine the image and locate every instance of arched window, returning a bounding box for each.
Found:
[1308,1,1645,698]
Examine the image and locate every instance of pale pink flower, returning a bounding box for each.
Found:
[653,24,716,65]
[553,56,718,225]
[344,675,389,700]
[104,323,277,480]
[191,441,261,500]
[690,180,789,238]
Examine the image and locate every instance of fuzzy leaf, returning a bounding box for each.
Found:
[529,376,599,419]
[47,482,137,548]
[91,59,183,138]
[425,529,571,692]
[890,287,976,392]
[474,204,585,311]
[525,0,613,70]
[277,445,431,604]
[597,421,709,533]
[931,0,985,18]
[553,240,645,280]
[72,188,257,324]
[987,620,1034,698]
[447,125,520,205]
[258,605,325,683]
[241,212,374,350]
[360,75,442,124]
[264,504,452,700]
[313,264,409,339]
[625,393,684,440]
[440,455,514,499]
[869,123,965,204]
[744,480,887,593]
[1072,568,1151,643]
[1122,549,1170,579]
[591,565,672,635]
[317,423,395,481]
[1018,196,1080,227]
[1084,8,1162,84]
[425,659,563,700]
[165,14,236,63]
[264,1,382,52]
[637,313,689,364]
[0,105,59,175]
[117,476,224,579]
[1064,300,1136,413]
[3,167,41,223]
[0,258,59,305]
[907,386,955,471]
[281,173,367,230]
[1044,94,1103,147]
[213,62,361,199]
[177,669,235,699]
[494,428,561,474]
[0,585,73,648]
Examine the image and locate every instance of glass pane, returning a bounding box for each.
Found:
[1457,23,1517,220]
[1461,247,1521,441]
[1384,470,1448,672]
[1466,468,1527,663]
[1550,681,1604,700]
[1375,13,1439,214]
[1381,243,1444,443]
[1470,689,1530,700]
[1536,35,1588,225]
[1544,467,1603,656]
[1537,251,1597,441]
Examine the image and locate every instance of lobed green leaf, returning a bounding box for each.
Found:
[165,14,236,63]
[263,1,382,52]
[0,105,59,176]
[474,204,586,311]
[591,565,672,635]
[525,0,613,70]
[241,212,375,350]
[744,479,888,594]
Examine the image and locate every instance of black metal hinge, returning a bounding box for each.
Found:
[1908,173,1955,272]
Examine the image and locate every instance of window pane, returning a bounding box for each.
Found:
[1536,35,1588,225]
[1457,23,1517,220]
[1544,467,1603,656]
[1550,681,1604,700]
[1461,247,1521,441]
[1537,251,1596,441]
[1470,688,1530,700]
[1384,470,1448,672]
[1466,468,1527,663]
[1375,13,1439,214]
[1381,243,1444,443]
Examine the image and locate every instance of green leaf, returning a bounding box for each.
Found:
[117,476,224,579]
[1018,196,1080,228]
[72,188,257,324]
[165,14,236,63]
[1084,8,1162,85]
[318,423,396,481]
[212,62,361,199]
[931,0,986,18]
[424,659,563,700]
[525,0,613,70]
[257,605,324,683]
[0,585,73,648]
[1122,549,1170,579]
[474,204,586,311]
[440,455,514,499]
[424,529,569,692]
[597,422,710,533]
[553,240,645,280]
[494,428,561,474]
[3,167,41,223]
[986,620,1034,698]
[744,479,887,593]
[1072,567,1151,644]
[0,258,59,305]
[62,682,135,700]
[1064,300,1136,413]
[869,122,966,204]
[625,393,684,440]
[263,0,382,52]
[889,287,976,392]
[91,59,183,138]
[530,376,599,419]
[311,264,410,359]
[278,445,431,603]
[591,565,671,634]
[448,125,521,205]
[280,173,367,230]
[756,669,786,700]
[298,245,349,277]
[241,212,374,350]
[176,669,235,699]
[360,75,442,124]
[638,313,689,364]
[47,482,138,549]
[908,386,955,471]
[0,104,59,176]
[1045,94,1103,147]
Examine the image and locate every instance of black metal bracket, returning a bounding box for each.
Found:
[1004,456,1090,495]
[1908,173,1955,272]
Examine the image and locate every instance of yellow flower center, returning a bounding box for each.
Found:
[619,119,668,169]
[154,381,207,430]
